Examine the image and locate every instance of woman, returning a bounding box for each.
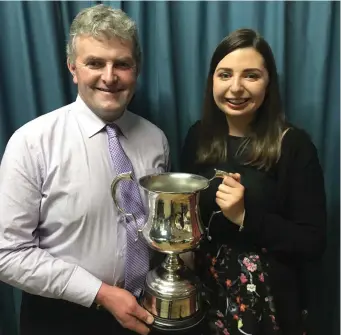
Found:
[180,29,326,335]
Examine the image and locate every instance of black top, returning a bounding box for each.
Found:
[180,121,327,332]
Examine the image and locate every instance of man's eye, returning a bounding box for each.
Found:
[87,61,104,69]
[115,62,133,70]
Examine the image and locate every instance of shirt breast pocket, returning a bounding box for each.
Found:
[144,167,164,176]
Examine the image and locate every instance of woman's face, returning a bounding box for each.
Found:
[213,47,269,120]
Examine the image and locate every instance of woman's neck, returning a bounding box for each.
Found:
[226,115,252,137]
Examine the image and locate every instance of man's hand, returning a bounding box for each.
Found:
[95,283,154,335]
[216,173,245,226]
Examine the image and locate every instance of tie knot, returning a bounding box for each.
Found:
[106,124,121,138]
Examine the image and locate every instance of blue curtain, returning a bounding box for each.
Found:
[0,1,339,334]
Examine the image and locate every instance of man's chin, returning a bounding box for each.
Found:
[94,107,126,122]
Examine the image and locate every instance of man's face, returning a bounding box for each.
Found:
[68,35,138,122]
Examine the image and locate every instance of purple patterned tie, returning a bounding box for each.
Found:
[106,124,149,297]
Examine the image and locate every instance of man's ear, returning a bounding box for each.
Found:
[67,61,78,84]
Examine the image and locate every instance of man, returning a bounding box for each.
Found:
[0,5,169,335]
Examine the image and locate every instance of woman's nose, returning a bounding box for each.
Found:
[230,77,243,93]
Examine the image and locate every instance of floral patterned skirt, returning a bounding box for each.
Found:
[195,244,282,335]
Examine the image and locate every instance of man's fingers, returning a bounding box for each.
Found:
[132,317,151,335]
[131,304,154,325]
[124,316,151,335]
[142,296,158,316]
[151,296,158,316]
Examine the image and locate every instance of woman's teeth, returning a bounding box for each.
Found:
[226,98,250,105]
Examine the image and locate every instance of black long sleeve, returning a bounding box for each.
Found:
[243,130,327,261]
[180,123,327,262]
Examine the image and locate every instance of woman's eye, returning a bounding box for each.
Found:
[219,72,231,79]
[245,73,260,80]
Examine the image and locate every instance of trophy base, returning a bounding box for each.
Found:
[150,300,208,334]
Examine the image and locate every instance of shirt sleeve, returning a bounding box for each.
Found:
[242,131,327,261]
[0,130,102,307]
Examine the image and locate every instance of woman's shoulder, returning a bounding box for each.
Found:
[283,124,316,146]
[282,125,313,144]
[182,120,202,149]
[280,124,320,163]
[185,120,201,137]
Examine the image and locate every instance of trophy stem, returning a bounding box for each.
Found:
[162,254,183,272]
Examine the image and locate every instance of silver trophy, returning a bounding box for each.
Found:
[111,170,228,333]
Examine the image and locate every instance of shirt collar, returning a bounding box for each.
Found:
[74,95,130,139]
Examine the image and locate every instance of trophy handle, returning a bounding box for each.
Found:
[207,168,229,182]
[111,171,140,242]
[206,211,221,241]
[205,169,230,241]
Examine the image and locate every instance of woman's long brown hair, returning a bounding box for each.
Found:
[197,29,287,171]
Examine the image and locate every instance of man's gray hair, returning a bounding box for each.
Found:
[66,5,141,70]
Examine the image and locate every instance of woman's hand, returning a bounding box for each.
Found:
[215,173,245,226]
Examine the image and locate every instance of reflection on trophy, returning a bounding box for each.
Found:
[111,170,228,333]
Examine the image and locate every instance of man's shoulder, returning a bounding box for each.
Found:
[2,102,76,159]
[125,110,166,138]
[12,102,76,141]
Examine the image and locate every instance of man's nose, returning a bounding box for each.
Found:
[101,65,118,85]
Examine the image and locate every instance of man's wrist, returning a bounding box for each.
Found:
[61,266,103,307]
[95,282,110,306]
[95,282,122,307]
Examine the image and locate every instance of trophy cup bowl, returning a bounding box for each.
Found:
[111,170,228,333]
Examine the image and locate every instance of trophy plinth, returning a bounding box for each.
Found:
[111,170,228,333]
[140,254,207,333]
